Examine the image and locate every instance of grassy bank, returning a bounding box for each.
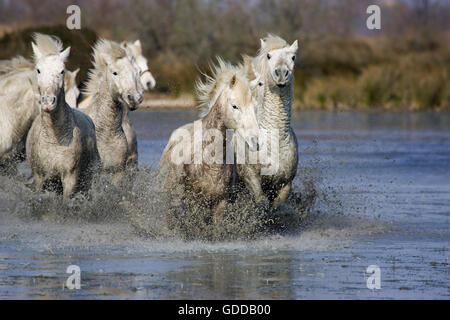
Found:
[294,35,450,111]
[146,34,450,111]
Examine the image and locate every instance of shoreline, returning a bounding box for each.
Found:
[141,93,196,109]
[141,93,450,112]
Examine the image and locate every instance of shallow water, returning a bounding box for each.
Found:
[0,110,448,299]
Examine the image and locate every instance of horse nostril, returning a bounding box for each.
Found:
[146,82,151,89]
[128,94,133,102]
[51,96,56,104]
[137,94,143,104]
[275,69,280,77]
[285,70,289,77]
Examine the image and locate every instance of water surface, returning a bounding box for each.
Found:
[0,110,448,299]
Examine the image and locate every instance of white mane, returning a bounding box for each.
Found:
[256,34,288,57]
[32,33,64,61]
[196,57,242,117]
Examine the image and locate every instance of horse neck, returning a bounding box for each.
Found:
[260,75,293,139]
[202,101,229,164]
[40,88,74,144]
[90,75,123,135]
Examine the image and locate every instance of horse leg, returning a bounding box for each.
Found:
[273,182,292,206]
[238,165,267,204]
[33,173,45,192]
[62,172,78,199]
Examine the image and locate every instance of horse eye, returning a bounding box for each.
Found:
[113,72,118,76]
[267,54,271,60]
[292,56,296,61]
[61,70,65,74]
[36,69,40,74]
[232,105,239,110]
[258,82,263,87]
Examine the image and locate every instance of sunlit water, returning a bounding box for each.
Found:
[0,110,448,299]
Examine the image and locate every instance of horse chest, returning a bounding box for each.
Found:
[35,134,79,176]
[97,132,127,169]
[261,129,298,184]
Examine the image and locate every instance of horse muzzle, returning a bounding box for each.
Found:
[125,93,143,110]
[273,67,291,87]
[141,70,156,90]
[40,95,57,112]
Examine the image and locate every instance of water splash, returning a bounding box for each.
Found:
[0,165,319,240]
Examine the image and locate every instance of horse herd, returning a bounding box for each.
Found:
[0,33,299,224]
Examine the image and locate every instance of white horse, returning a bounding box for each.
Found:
[77,40,150,169]
[26,33,100,198]
[79,39,144,186]
[237,35,299,206]
[160,58,260,225]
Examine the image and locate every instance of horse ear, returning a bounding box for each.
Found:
[290,40,298,52]
[229,74,237,88]
[31,42,42,61]
[60,46,71,62]
[242,55,256,81]
[133,40,142,55]
[260,39,266,49]
[72,68,80,79]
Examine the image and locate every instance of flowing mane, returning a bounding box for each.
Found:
[32,33,64,61]
[256,34,288,57]
[196,57,243,118]
[83,39,127,97]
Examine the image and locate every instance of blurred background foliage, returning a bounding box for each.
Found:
[0,0,449,110]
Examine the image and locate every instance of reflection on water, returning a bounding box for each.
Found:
[0,110,449,299]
